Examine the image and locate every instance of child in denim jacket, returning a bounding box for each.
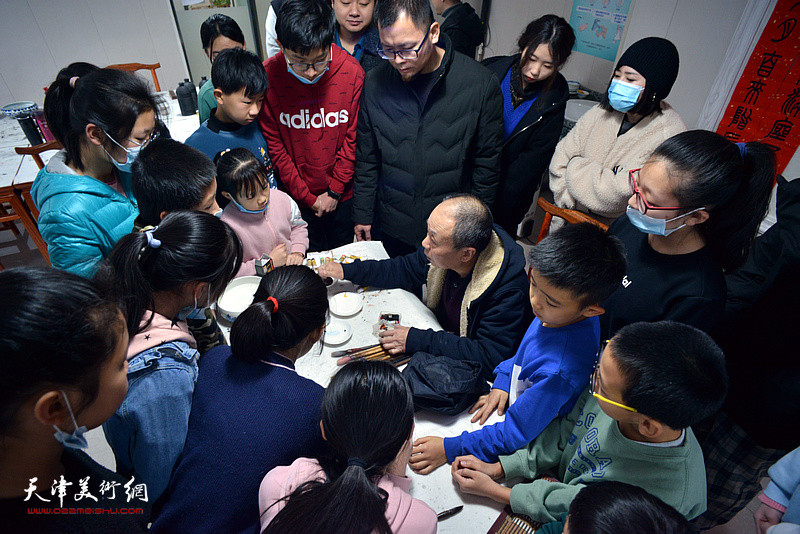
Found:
[95,211,242,500]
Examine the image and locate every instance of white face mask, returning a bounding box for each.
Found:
[52,390,89,449]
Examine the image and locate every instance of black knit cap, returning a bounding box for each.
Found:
[616,37,680,100]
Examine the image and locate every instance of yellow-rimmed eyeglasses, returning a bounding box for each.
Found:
[590,342,638,412]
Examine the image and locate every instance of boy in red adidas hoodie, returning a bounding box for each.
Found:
[259,0,364,251]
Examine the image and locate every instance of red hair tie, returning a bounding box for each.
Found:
[266,296,279,312]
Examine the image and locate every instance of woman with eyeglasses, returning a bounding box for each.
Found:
[482,15,575,237]
[548,37,686,225]
[32,63,162,277]
[599,129,776,340]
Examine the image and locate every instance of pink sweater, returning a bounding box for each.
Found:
[220,188,309,277]
[258,457,437,534]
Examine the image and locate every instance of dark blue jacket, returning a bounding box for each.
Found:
[152,348,325,534]
[342,225,532,380]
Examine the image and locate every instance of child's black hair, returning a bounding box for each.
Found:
[530,223,627,308]
[44,64,164,171]
[200,13,246,53]
[0,268,123,435]
[652,130,776,271]
[374,0,433,30]
[132,138,217,227]
[611,321,728,429]
[276,0,336,55]
[94,211,242,337]
[216,147,271,205]
[211,48,269,98]
[262,360,414,534]
[231,266,328,363]
[567,481,693,534]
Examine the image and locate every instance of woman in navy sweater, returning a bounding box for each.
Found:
[153,266,328,534]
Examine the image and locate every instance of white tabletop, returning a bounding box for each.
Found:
[0,92,200,188]
[219,241,505,532]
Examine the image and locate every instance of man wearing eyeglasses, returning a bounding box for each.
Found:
[259,0,365,252]
[352,0,503,258]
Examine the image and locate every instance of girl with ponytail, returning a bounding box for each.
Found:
[32,63,164,277]
[600,129,776,339]
[258,360,437,534]
[94,210,242,502]
[152,265,328,534]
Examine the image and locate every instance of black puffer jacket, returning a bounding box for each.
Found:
[353,34,503,247]
[359,26,383,73]
[713,175,800,450]
[441,2,484,58]
[483,54,570,237]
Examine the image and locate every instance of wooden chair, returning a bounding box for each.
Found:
[15,139,62,220]
[0,185,50,269]
[535,197,608,243]
[107,62,161,91]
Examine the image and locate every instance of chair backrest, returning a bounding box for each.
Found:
[107,62,161,91]
[15,140,63,170]
[535,197,609,243]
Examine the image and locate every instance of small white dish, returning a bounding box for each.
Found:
[329,291,363,317]
[324,321,352,345]
[217,276,261,322]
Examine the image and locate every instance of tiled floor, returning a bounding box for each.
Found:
[0,219,48,269]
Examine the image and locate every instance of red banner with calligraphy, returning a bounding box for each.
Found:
[717,0,800,173]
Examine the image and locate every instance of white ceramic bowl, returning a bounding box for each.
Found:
[217,276,261,322]
[329,291,363,317]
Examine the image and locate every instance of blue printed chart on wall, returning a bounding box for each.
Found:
[569,0,632,61]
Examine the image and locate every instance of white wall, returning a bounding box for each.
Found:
[482,0,749,128]
[0,0,189,108]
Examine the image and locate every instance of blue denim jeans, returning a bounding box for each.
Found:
[103,342,199,502]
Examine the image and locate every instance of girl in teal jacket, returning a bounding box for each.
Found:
[31,62,162,277]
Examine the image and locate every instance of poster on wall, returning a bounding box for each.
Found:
[569,0,632,62]
[716,0,800,174]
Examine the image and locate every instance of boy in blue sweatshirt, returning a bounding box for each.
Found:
[185,48,276,188]
[411,223,626,473]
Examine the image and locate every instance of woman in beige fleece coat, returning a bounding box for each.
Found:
[549,37,686,223]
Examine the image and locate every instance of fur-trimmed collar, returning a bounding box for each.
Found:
[426,230,505,337]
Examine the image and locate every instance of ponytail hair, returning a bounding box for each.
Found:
[0,268,123,435]
[95,211,242,336]
[231,265,328,362]
[567,481,693,534]
[43,64,164,171]
[263,361,414,534]
[651,130,776,271]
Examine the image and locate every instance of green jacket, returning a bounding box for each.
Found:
[499,391,707,522]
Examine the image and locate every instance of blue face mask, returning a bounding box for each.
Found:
[103,131,143,173]
[608,79,644,113]
[213,208,223,218]
[175,289,211,322]
[229,196,268,214]
[52,390,89,450]
[626,206,704,236]
[286,62,328,85]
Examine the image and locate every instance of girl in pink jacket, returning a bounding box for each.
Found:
[259,361,437,534]
[218,148,308,277]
